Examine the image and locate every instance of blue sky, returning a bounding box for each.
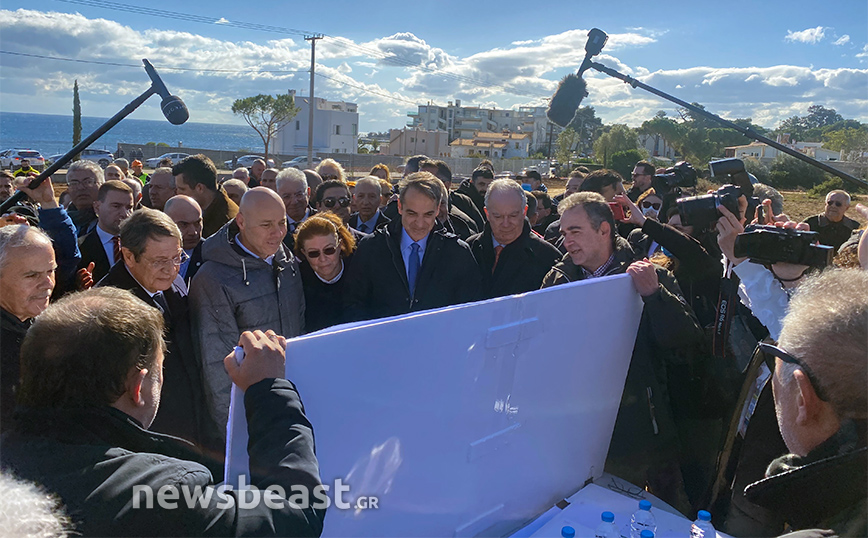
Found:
[1,0,866,133]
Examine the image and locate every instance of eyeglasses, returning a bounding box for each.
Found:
[826,200,844,207]
[322,196,351,209]
[641,201,662,210]
[68,179,98,188]
[305,240,340,259]
[142,250,190,271]
[757,342,829,402]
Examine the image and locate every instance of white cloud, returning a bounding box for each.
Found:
[785,26,826,44]
[857,44,868,59]
[215,18,229,25]
[833,35,850,46]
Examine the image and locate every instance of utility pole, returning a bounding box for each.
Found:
[305,34,324,169]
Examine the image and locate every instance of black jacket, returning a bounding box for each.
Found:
[184,240,205,288]
[542,238,703,506]
[437,208,477,241]
[300,256,353,333]
[468,220,561,299]
[97,262,221,453]
[803,214,860,253]
[0,309,30,434]
[77,228,113,284]
[349,210,390,233]
[1,379,325,537]
[343,218,482,322]
[455,180,486,229]
[746,419,867,536]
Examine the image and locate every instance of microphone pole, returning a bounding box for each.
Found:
[584,59,867,189]
[0,60,178,215]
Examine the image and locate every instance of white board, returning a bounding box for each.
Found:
[226,274,644,537]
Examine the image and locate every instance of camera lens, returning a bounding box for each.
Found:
[677,194,720,227]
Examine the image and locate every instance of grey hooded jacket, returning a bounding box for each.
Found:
[190,219,305,434]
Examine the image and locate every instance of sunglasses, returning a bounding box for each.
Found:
[305,243,339,259]
[757,342,829,402]
[322,196,351,208]
[826,200,844,207]
[641,201,662,210]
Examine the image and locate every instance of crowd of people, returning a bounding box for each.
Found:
[0,152,866,537]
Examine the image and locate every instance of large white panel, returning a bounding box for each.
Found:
[226,274,644,537]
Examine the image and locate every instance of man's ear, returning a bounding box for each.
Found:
[794,368,822,425]
[121,246,136,267]
[126,368,148,407]
[235,211,245,231]
[599,220,611,238]
[93,199,101,215]
[397,199,404,216]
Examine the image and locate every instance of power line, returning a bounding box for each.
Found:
[0,50,308,74]
[50,0,550,99]
[315,72,420,105]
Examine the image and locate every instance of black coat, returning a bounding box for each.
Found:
[300,256,352,333]
[467,221,561,299]
[1,379,325,537]
[349,211,390,233]
[343,218,482,322]
[77,228,113,284]
[455,180,487,229]
[0,308,30,434]
[437,210,477,241]
[183,240,205,288]
[97,262,220,454]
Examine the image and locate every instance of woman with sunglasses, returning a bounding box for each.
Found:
[294,212,357,333]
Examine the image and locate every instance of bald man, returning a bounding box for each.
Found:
[189,187,304,433]
[164,195,204,284]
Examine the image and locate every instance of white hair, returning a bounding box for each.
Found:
[0,225,53,270]
[221,178,248,192]
[0,473,72,537]
[232,167,250,179]
[778,268,868,419]
[276,168,307,191]
[484,178,527,208]
[355,176,382,196]
[66,160,104,184]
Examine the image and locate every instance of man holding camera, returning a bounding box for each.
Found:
[802,190,859,254]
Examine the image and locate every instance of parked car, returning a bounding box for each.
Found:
[0,149,46,171]
[224,154,265,169]
[145,152,190,168]
[281,156,322,169]
[47,148,114,169]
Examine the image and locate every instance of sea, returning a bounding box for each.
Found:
[0,111,262,158]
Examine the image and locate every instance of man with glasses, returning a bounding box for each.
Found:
[802,189,859,253]
[96,208,219,452]
[65,160,105,236]
[627,161,655,202]
[314,180,368,243]
[744,269,868,535]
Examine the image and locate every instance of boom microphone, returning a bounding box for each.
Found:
[142,59,189,125]
[547,73,587,128]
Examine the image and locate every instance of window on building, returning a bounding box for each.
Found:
[335,125,341,135]
[296,120,300,130]
[410,138,415,143]
[515,142,519,149]
[352,124,358,136]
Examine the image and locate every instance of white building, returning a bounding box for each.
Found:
[724,141,842,165]
[385,128,451,157]
[449,131,531,159]
[408,100,558,152]
[271,91,359,156]
[638,133,678,160]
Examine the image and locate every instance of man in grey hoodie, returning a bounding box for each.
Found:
[190,187,305,435]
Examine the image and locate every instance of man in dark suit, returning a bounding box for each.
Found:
[96,208,219,454]
[344,172,482,322]
[349,176,391,233]
[420,159,481,235]
[77,180,134,284]
[163,195,205,287]
[468,179,561,299]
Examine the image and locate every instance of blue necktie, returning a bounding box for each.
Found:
[408,242,421,296]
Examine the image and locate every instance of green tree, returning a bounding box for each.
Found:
[593,125,637,167]
[555,127,580,168]
[768,154,829,190]
[566,106,603,156]
[823,127,868,161]
[72,80,82,161]
[370,139,380,153]
[231,93,300,162]
[804,105,843,131]
[610,149,646,181]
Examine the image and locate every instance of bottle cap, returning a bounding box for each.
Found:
[601,511,614,523]
[561,525,575,538]
[640,531,655,538]
[639,499,652,511]
[698,510,712,521]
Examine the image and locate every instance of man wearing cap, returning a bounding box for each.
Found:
[131,159,149,185]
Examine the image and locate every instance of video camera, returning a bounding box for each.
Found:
[675,158,761,227]
[733,225,834,268]
[651,161,698,194]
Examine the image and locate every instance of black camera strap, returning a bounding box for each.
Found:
[713,258,740,359]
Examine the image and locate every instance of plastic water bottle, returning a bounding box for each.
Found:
[630,500,657,538]
[640,531,655,538]
[594,511,619,538]
[690,510,715,537]
[561,525,576,538]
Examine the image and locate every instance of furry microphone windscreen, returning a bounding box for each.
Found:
[546,74,588,128]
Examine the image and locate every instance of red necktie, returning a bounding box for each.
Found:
[492,245,504,274]
[112,236,121,265]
